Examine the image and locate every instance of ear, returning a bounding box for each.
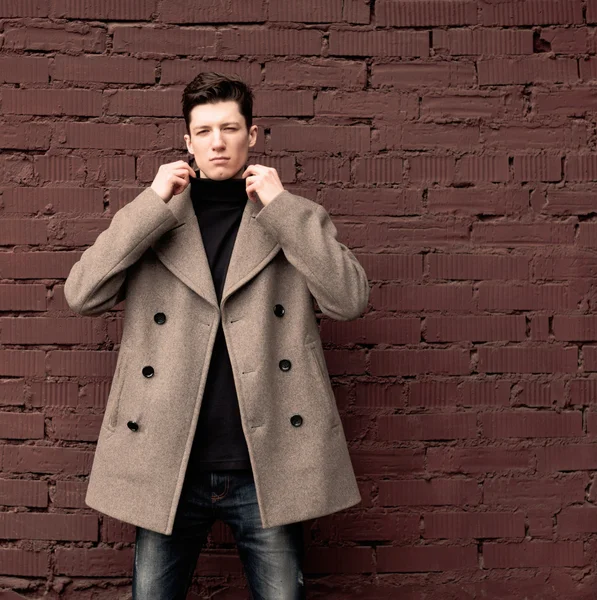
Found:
[184,133,193,155]
[248,125,258,149]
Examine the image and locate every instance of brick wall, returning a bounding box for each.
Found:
[1,0,597,598]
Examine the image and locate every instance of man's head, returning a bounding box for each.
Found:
[182,72,258,180]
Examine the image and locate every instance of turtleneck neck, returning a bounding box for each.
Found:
[189,173,248,207]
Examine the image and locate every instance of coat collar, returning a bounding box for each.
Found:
[150,183,280,309]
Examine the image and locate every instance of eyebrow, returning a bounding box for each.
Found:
[192,121,241,131]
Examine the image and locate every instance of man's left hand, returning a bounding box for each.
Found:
[242,164,285,206]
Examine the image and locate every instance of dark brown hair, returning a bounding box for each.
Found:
[182,71,254,133]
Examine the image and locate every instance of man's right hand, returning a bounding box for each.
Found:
[151,161,196,203]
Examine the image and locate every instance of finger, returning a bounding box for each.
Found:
[242,164,264,178]
[171,175,188,194]
[246,183,260,200]
[172,168,191,180]
[184,163,196,178]
[172,160,190,169]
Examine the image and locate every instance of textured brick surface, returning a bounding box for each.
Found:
[1,1,597,597]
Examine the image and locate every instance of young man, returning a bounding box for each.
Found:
[64,72,369,599]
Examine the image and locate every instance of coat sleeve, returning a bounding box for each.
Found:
[64,188,180,317]
[254,190,370,321]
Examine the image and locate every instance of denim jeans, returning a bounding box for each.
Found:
[132,469,305,599]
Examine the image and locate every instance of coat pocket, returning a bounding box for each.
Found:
[306,340,341,428]
[104,347,128,432]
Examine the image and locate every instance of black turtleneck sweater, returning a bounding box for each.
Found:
[188,175,252,471]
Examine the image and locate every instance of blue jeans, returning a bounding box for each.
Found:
[132,469,305,599]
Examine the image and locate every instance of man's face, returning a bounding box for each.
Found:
[184,100,257,180]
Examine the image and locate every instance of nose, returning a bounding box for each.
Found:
[211,129,225,150]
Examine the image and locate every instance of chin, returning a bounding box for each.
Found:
[202,164,241,180]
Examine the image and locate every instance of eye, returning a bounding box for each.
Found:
[225,127,237,132]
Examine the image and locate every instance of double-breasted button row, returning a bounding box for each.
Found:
[129,312,166,432]
[275,305,298,427]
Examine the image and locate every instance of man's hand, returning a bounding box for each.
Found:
[242,164,285,207]
[151,161,196,203]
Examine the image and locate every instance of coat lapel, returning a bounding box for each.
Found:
[150,185,218,307]
[150,184,280,309]
[221,198,280,304]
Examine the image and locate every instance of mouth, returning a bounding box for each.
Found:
[210,157,230,163]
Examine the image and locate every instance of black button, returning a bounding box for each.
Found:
[127,421,139,432]
[290,415,303,427]
[154,312,166,325]
[142,366,154,378]
[273,304,285,317]
[279,359,291,372]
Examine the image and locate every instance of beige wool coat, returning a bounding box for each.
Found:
[64,183,370,535]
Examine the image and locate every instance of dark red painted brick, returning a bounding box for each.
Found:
[329,30,429,57]
[52,55,156,83]
[49,414,102,441]
[55,548,133,576]
[270,0,343,22]
[0,512,97,541]
[265,59,367,89]
[157,0,265,23]
[484,476,586,507]
[424,511,525,539]
[379,479,481,507]
[377,544,477,572]
[513,380,565,407]
[478,283,580,310]
[427,188,529,214]
[371,284,474,312]
[0,549,49,576]
[479,347,578,374]
[0,479,47,507]
[409,156,455,184]
[3,89,102,117]
[161,59,261,85]
[558,507,597,534]
[304,547,374,574]
[0,57,49,83]
[350,449,424,476]
[425,316,526,342]
[3,24,106,52]
[481,411,582,438]
[378,414,477,440]
[428,447,532,474]
[52,0,156,19]
[484,541,583,568]
[433,28,533,55]
[220,27,322,56]
[0,220,48,245]
[371,349,470,376]
[112,25,217,56]
[53,480,87,508]
[538,444,597,472]
[480,0,583,26]
[2,446,93,475]
[371,62,476,88]
[429,254,529,281]
[0,380,27,406]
